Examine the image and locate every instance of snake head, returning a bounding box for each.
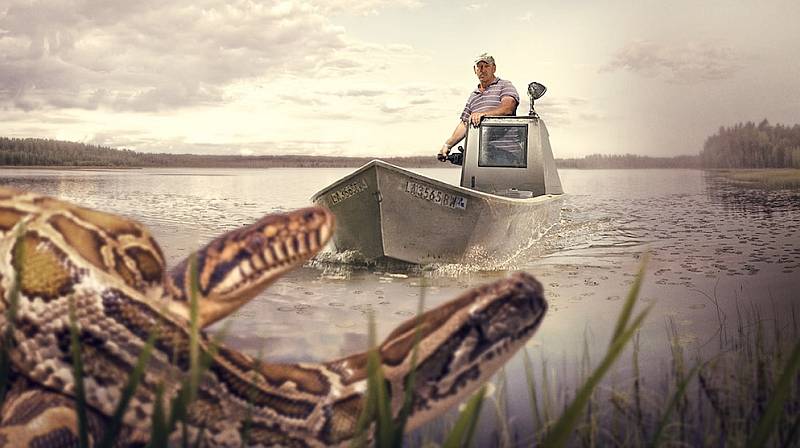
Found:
[382,272,547,429]
[325,272,547,436]
[167,207,334,327]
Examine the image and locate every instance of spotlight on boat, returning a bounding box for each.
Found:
[527,82,547,117]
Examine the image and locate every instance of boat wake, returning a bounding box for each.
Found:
[306,218,560,277]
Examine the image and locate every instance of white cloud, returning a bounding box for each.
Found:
[1,0,795,159]
[528,97,597,127]
[465,3,487,12]
[0,0,360,111]
[312,0,423,15]
[80,133,353,156]
[602,39,746,84]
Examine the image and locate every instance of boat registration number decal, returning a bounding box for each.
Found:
[330,178,368,205]
[405,181,467,210]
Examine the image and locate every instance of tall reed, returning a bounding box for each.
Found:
[2,248,797,448]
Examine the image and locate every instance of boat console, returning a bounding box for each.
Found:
[449,82,563,198]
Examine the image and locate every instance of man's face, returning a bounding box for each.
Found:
[474,61,496,83]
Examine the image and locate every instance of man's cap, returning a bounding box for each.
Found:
[474,53,495,66]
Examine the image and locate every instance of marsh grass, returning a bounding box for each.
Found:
[711,168,800,188]
[428,263,798,447]
[442,385,487,448]
[503,284,800,447]
[539,261,651,447]
[1,247,798,447]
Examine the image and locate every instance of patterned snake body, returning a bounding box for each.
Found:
[0,187,547,446]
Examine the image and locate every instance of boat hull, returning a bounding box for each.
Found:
[311,160,562,264]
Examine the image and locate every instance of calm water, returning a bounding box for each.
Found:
[2,167,798,442]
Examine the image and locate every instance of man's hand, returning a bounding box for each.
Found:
[438,143,450,162]
[469,111,486,127]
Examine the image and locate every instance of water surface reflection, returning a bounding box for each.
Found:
[2,167,798,444]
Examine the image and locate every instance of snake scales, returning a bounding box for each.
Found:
[0,187,547,447]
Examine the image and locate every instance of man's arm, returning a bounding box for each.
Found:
[438,121,468,159]
[468,96,517,126]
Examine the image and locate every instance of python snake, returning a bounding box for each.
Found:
[0,187,547,447]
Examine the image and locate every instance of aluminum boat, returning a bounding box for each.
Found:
[311,82,564,264]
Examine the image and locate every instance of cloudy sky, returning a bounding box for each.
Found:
[1,0,798,158]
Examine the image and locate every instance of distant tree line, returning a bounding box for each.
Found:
[701,120,800,168]
[555,153,700,169]
[0,138,149,167]
[7,124,800,170]
[3,137,703,169]
[0,137,445,168]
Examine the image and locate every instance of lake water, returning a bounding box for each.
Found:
[2,167,798,442]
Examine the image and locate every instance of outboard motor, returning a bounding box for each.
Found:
[443,151,463,166]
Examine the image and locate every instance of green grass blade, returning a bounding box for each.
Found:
[163,252,218,444]
[164,339,220,443]
[189,253,200,403]
[747,339,800,448]
[349,311,380,448]
[239,351,264,448]
[541,359,552,424]
[148,383,168,448]
[610,259,647,345]
[349,377,376,448]
[542,306,651,447]
[0,225,24,405]
[781,415,800,448]
[393,282,426,443]
[442,385,487,448]
[522,347,543,431]
[181,253,202,448]
[492,370,511,447]
[541,271,651,448]
[649,363,701,448]
[165,384,191,441]
[68,298,90,448]
[97,329,159,448]
[181,420,189,448]
[370,348,394,447]
[364,311,395,448]
[191,424,207,448]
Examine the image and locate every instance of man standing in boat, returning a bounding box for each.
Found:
[437,53,520,162]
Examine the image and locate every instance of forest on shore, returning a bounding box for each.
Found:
[0,137,442,168]
[2,119,798,169]
[701,120,800,168]
[0,137,700,169]
[556,153,700,169]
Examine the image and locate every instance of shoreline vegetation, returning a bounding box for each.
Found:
[710,168,800,188]
[2,119,799,171]
[0,136,704,169]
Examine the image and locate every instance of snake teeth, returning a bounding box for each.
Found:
[296,233,309,255]
[269,240,287,263]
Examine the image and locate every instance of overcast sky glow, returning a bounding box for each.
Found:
[1,0,798,158]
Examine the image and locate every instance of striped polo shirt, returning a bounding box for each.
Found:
[459,77,520,123]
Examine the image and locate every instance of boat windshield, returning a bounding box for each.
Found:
[478,124,528,168]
